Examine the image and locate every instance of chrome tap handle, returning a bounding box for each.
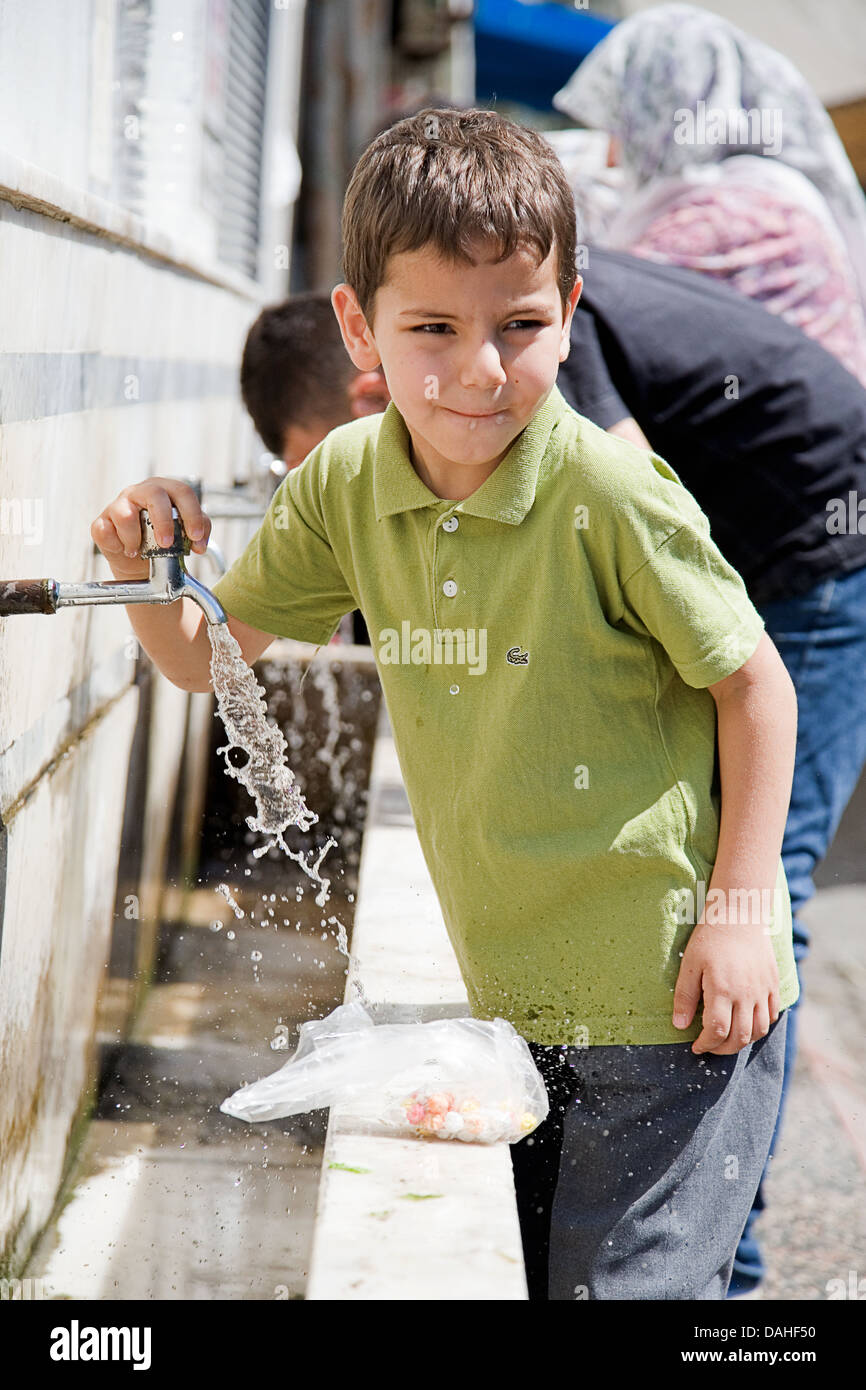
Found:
[139,507,190,559]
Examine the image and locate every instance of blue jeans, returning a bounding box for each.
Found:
[547,1017,788,1299]
[729,560,866,1294]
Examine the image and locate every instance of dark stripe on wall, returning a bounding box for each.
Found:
[0,354,239,424]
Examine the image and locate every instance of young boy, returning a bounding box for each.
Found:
[91,107,799,1301]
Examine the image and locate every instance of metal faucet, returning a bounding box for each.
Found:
[184,455,287,520]
[0,508,227,625]
[179,461,286,579]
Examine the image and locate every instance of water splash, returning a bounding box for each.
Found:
[311,661,352,798]
[207,623,368,1003]
[215,882,245,919]
[328,915,349,958]
[207,624,335,906]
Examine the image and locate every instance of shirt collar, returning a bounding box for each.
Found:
[373,383,572,525]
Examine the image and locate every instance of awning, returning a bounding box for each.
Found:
[474,0,615,112]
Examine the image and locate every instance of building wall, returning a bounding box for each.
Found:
[0,0,306,1272]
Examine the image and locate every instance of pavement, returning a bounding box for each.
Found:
[754,766,866,1301]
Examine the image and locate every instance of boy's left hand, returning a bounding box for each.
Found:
[672,922,781,1055]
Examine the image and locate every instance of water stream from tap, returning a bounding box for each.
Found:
[207,623,368,1005]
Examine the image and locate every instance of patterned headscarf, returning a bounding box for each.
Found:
[552,3,866,301]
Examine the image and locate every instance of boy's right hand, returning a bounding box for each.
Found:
[91,478,212,579]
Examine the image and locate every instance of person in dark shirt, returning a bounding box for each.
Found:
[534,247,866,1300]
[558,246,866,607]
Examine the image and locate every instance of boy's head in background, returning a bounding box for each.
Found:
[331,106,583,497]
[240,291,390,469]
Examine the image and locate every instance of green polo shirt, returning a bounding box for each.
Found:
[211,383,799,1045]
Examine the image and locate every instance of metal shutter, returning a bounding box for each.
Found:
[217,0,272,278]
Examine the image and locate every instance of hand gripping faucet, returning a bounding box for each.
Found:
[0,508,227,626]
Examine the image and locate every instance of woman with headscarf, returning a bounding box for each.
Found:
[553,2,866,387]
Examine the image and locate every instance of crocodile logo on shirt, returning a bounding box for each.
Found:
[506,646,530,666]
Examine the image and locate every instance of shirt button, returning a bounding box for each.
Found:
[442,516,459,532]
[442,579,458,597]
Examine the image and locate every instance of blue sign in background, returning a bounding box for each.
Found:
[474,0,616,111]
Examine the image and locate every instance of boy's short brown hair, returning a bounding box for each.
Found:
[240,292,357,455]
[340,106,579,329]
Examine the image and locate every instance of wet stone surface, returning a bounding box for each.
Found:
[26,884,350,1299]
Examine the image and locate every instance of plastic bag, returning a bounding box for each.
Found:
[220,1001,549,1144]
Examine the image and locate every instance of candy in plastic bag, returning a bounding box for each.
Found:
[220,1001,549,1144]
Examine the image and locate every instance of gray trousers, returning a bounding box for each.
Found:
[547,1012,788,1300]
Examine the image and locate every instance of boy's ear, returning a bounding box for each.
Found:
[331,283,382,371]
[559,274,583,362]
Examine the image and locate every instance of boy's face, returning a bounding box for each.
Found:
[332,238,581,491]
